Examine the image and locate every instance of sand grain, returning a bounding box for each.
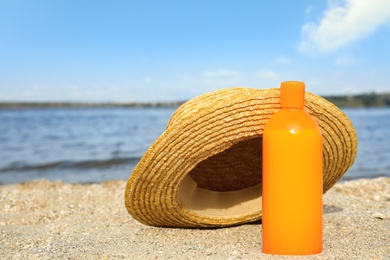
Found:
[1,177,389,259]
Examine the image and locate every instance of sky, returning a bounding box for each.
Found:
[0,0,390,102]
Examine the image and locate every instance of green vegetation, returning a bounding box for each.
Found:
[0,101,185,109]
[0,92,389,109]
[323,92,390,108]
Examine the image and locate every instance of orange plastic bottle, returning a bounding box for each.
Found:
[262,81,323,255]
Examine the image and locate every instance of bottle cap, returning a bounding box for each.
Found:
[280,81,305,108]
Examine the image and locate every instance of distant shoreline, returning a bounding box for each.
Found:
[1,92,389,109]
[0,101,185,109]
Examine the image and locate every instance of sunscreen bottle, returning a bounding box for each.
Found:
[262,81,323,255]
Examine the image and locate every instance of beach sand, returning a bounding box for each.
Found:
[1,177,389,259]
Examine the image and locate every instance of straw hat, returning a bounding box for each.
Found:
[124,87,357,228]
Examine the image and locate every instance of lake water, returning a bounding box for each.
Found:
[0,107,389,184]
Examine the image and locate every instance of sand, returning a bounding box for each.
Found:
[1,177,389,259]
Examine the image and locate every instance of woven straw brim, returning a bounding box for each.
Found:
[125,88,358,228]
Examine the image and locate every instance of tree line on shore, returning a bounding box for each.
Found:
[1,92,389,109]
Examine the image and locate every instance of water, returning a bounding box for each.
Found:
[0,107,389,184]
[0,107,175,184]
[342,108,390,180]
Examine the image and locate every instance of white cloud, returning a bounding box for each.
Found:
[0,84,131,102]
[204,69,239,78]
[256,69,278,81]
[305,5,316,16]
[203,69,241,85]
[340,84,360,94]
[299,0,390,53]
[334,55,356,66]
[143,77,153,83]
[273,56,292,65]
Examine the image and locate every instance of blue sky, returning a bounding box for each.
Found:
[1,0,389,102]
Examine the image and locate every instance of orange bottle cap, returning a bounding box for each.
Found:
[280,81,305,108]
